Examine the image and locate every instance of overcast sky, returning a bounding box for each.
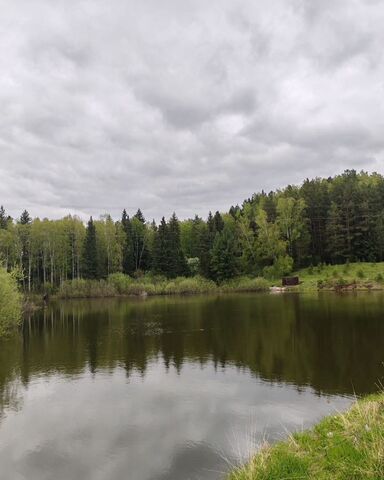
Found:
[1,0,384,221]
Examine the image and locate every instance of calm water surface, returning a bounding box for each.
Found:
[0,293,383,480]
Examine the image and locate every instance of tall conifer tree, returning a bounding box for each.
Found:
[82,217,98,279]
[0,206,7,229]
[152,217,169,275]
[167,213,188,278]
[121,209,135,275]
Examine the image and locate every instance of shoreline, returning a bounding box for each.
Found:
[227,392,384,479]
[25,280,384,303]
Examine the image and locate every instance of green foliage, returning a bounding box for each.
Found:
[276,196,307,258]
[296,262,384,291]
[59,279,116,298]
[211,225,240,282]
[82,217,99,279]
[166,213,189,278]
[221,276,269,292]
[263,255,293,280]
[357,269,365,279]
[0,268,22,336]
[60,274,218,297]
[187,257,200,276]
[228,393,384,480]
[2,170,384,290]
[59,273,271,298]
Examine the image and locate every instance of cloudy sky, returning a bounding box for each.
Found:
[1,0,384,221]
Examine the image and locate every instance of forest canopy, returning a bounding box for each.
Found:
[1,169,384,291]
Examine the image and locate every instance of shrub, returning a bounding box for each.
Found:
[187,257,200,276]
[0,268,22,336]
[356,269,365,279]
[59,279,117,298]
[263,255,293,280]
[375,273,383,283]
[108,273,134,294]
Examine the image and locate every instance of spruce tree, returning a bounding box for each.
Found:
[167,213,188,278]
[152,217,169,275]
[132,209,150,271]
[199,212,216,278]
[121,209,135,275]
[213,211,224,233]
[82,217,98,279]
[211,225,239,282]
[134,208,145,223]
[19,210,31,225]
[0,206,7,229]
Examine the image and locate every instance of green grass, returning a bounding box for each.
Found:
[0,268,22,336]
[48,263,384,298]
[228,393,384,480]
[57,274,270,298]
[293,262,384,292]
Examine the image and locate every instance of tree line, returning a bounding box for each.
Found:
[1,169,384,291]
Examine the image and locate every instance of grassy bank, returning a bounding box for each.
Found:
[0,268,22,336]
[228,393,384,480]
[58,274,270,298]
[31,262,384,299]
[291,262,384,292]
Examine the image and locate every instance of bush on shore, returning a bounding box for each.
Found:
[0,268,22,336]
[228,393,384,480]
[58,274,270,298]
[59,279,117,298]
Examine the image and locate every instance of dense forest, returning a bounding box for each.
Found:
[1,169,384,292]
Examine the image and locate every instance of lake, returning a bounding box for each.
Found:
[0,293,383,480]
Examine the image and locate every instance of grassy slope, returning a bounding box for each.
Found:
[292,262,384,292]
[228,393,384,480]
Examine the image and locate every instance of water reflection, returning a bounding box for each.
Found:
[0,293,383,480]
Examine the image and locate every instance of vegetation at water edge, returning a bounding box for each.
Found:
[58,274,270,298]
[0,267,22,336]
[228,393,384,480]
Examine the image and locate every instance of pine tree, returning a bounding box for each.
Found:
[300,178,330,264]
[82,217,98,279]
[326,202,345,264]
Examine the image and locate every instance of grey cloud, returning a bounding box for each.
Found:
[0,0,383,221]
